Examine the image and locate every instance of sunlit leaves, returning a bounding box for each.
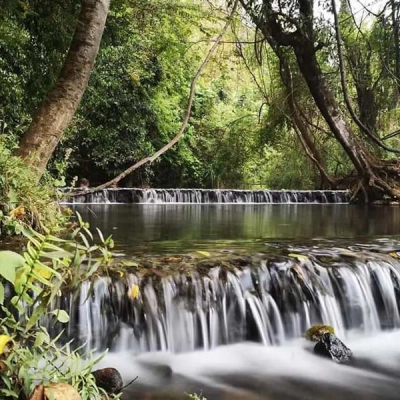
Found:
[0,251,25,284]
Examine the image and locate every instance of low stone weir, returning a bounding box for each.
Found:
[47,247,400,354]
[65,188,350,204]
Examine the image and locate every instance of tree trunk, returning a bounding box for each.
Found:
[356,86,378,133]
[390,0,400,98]
[276,49,334,189]
[15,0,110,175]
[238,0,400,202]
[293,43,368,175]
[291,105,335,189]
[293,43,400,201]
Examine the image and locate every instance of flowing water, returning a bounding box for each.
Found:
[67,188,349,204]
[60,200,400,399]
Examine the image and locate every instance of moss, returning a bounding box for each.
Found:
[305,324,335,341]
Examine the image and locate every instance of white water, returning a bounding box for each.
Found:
[45,244,400,398]
[48,248,400,356]
[99,331,400,399]
[65,188,349,204]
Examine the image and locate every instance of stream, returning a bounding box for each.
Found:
[64,201,400,399]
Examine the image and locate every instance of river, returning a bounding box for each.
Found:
[65,202,400,399]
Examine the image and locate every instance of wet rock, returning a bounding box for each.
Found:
[314,333,352,363]
[92,367,123,394]
[305,324,335,341]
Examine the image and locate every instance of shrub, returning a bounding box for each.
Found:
[0,217,117,399]
[0,135,66,236]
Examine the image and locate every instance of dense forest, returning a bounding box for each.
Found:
[1,0,400,199]
[2,2,400,399]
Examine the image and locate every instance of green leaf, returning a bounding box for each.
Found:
[50,309,70,323]
[86,261,101,277]
[34,330,50,347]
[0,283,4,305]
[96,228,104,243]
[26,304,47,331]
[196,251,210,257]
[0,251,25,284]
[79,232,90,248]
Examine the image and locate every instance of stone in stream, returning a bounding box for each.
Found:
[92,368,124,394]
[314,333,353,364]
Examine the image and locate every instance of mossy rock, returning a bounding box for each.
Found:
[305,324,335,341]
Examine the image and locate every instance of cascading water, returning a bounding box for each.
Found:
[65,188,350,204]
[47,248,400,355]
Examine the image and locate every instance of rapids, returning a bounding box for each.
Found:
[55,201,400,399]
[65,188,349,204]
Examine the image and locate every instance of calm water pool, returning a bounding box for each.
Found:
[72,204,400,254]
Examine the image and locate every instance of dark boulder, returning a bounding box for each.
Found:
[92,367,123,394]
[314,333,352,363]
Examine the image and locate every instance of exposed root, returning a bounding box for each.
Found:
[347,159,400,203]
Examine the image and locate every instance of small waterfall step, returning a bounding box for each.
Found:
[47,248,400,354]
[65,188,350,204]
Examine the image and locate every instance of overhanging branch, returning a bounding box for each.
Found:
[83,0,239,194]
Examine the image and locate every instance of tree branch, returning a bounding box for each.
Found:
[87,0,239,193]
[331,0,400,154]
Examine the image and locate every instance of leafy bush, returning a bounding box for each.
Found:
[0,135,66,236]
[0,216,117,399]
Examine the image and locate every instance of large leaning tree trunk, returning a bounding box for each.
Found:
[238,0,400,202]
[16,0,110,176]
[275,48,335,189]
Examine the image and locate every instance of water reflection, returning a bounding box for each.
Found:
[71,204,400,254]
[72,204,400,252]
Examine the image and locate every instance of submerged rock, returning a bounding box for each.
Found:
[92,367,123,394]
[305,324,335,341]
[314,333,352,363]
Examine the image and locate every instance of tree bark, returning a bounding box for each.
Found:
[15,0,110,175]
[390,0,400,98]
[238,0,400,202]
[276,49,335,189]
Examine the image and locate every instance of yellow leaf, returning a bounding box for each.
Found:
[0,335,12,355]
[10,205,25,220]
[31,265,52,281]
[288,253,309,261]
[196,251,210,257]
[390,252,398,259]
[128,285,139,299]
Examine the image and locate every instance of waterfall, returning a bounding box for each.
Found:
[47,249,400,354]
[66,188,350,204]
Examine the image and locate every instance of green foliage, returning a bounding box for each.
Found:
[0,0,78,136]
[0,136,66,236]
[3,0,400,189]
[0,218,118,399]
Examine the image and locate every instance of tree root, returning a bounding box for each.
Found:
[348,160,400,203]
